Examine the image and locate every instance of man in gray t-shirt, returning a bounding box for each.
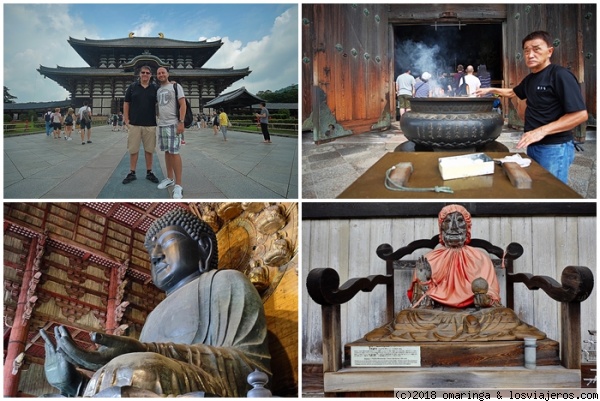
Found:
[156,67,186,199]
[255,102,271,143]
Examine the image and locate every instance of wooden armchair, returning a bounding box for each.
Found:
[306,236,594,395]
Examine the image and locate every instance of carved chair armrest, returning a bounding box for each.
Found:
[510,265,593,369]
[376,236,438,261]
[509,265,593,303]
[306,267,392,306]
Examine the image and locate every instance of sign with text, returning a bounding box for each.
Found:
[351,346,421,367]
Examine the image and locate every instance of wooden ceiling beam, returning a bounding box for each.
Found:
[5,216,123,267]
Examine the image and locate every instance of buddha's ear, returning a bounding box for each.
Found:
[197,233,214,272]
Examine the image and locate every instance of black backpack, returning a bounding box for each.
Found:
[45,112,51,122]
[81,107,92,123]
[173,84,194,128]
[456,76,469,96]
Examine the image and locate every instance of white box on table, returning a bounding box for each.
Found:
[438,153,494,180]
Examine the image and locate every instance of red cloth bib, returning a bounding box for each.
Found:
[409,246,501,308]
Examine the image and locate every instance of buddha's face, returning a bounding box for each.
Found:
[146,225,201,292]
[441,212,468,248]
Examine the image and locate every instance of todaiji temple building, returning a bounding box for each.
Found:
[37,33,251,116]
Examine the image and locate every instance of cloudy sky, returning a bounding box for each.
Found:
[3,3,298,103]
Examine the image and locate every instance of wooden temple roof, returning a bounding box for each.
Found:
[37,65,251,94]
[206,86,266,108]
[68,36,223,68]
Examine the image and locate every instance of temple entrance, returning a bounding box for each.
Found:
[303,4,594,141]
[111,97,123,114]
[393,24,503,87]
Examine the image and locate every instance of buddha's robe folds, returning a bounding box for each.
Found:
[408,245,501,308]
[83,269,270,397]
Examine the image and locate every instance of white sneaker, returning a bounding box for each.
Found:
[172,185,183,199]
[157,177,175,189]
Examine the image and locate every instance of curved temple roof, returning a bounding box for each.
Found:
[68,36,223,68]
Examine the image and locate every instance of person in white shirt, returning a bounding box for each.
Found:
[155,67,186,199]
[462,65,481,97]
[78,101,92,144]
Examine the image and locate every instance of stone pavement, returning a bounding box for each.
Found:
[4,125,298,199]
[302,122,596,199]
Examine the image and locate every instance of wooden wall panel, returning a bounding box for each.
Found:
[302,214,596,364]
[301,4,312,124]
[303,4,391,140]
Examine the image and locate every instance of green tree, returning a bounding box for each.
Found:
[256,85,298,103]
[4,86,17,104]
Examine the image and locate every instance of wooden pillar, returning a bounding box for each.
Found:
[4,236,39,396]
[321,304,341,373]
[561,301,581,369]
[105,265,119,334]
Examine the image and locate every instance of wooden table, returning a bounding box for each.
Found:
[338,152,583,199]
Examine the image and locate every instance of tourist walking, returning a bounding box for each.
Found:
[395,67,415,119]
[219,108,230,141]
[44,108,53,137]
[156,66,185,199]
[62,108,75,140]
[51,108,62,139]
[255,102,271,143]
[212,111,220,135]
[117,112,124,131]
[122,65,160,185]
[111,113,118,131]
[78,101,93,144]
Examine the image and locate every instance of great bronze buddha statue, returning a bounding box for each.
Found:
[41,209,271,397]
[366,204,546,342]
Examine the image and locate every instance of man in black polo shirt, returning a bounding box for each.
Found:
[476,31,587,184]
[122,65,160,184]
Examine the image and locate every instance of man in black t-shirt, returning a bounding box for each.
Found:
[122,65,160,185]
[476,31,588,184]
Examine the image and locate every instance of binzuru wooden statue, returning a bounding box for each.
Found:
[365,204,546,342]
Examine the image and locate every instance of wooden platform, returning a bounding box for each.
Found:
[344,339,561,368]
[324,366,582,393]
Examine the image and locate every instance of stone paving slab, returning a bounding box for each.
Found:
[3,125,299,200]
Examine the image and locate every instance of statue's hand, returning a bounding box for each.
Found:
[40,329,84,396]
[415,256,432,282]
[471,277,493,309]
[91,331,146,360]
[56,326,145,371]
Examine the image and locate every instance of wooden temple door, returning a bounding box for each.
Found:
[302,4,392,143]
[504,4,596,141]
